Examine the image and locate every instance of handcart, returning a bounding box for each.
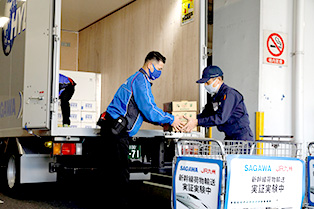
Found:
[305,142,314,208]
[172,137,305,209]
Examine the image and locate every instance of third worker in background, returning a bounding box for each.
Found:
[183,65,254,141]
[59,74,76,126]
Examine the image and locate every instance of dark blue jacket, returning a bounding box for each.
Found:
[198,83,253,140]
[106,69,174,136]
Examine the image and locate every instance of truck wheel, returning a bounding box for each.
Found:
[6,155,20,192]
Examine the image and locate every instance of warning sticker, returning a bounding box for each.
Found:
[264,31,287,66]
[181,0,194,25]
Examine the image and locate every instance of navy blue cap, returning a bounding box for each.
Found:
[196,65,223,83]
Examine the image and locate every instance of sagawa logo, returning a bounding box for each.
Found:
[244,164,272,172]
[2,0,27,56]
[180,166,198,172]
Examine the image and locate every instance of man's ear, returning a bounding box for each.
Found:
[148,62,153,70]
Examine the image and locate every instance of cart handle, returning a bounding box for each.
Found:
[308,142,314,155]
[255,139,300,158]
[174,137,226,160]
[259,135,293,139]
[255,139,296,143]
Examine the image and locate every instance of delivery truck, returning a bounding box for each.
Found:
[0,0,204,193]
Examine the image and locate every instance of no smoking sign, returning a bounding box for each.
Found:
[264,31,287,66]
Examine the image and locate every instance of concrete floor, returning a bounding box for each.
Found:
[0,177,172,209]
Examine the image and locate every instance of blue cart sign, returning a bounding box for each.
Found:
[307,156,314,205]
[225,155,305,209]
[173,156,223,209]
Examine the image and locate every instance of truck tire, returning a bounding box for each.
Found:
[6,155,20,193]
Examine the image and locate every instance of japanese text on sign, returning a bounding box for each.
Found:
[251,175,285,194]
[178,174,215,194]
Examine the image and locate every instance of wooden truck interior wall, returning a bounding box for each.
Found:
[61,0,200,130]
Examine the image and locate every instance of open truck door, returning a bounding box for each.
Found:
[0,0,60,135]
[0,0,60,190]
[22,0,60,129]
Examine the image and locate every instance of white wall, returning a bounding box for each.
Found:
[259,0,294,136]
[304,0,314,143]
[213,0,260,139]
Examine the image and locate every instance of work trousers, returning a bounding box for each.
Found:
[224,126,254,141]
[100,118,130,209]
[59,85,75,125]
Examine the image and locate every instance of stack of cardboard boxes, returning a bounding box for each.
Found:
[58,100,98,128]
[163,101,198,132]
[57,70,101,128]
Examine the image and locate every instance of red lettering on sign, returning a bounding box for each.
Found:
[201,168,216,174]
[276,165,293,172]
[267,57,285,65]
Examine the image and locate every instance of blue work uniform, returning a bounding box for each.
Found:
[198,83,253,141]
[106,69,174,136]
[59,74,75,96]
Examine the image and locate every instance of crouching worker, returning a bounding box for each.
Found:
[183,65,253,141]
[97,51,183,208]
[59,74,76,126]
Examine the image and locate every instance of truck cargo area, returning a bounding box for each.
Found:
[0,0,205,193]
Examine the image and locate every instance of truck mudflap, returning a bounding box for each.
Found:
[21,154,57,184]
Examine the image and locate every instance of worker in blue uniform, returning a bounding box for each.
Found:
[98,51,183,208]
[59,74,76,126]
[183,65,253,141]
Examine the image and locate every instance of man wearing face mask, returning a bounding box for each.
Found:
[98,51,183,208]
[183,65,253,141]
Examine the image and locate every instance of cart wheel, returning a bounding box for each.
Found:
[6,155,20,193]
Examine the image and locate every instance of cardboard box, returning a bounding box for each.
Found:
[70,111,81,122]
[163,101,197,112]
[58,100,81,112]
[58,110,81,123]
[57,112,62,122]
[81,122,97,129]
[172,111,197,119]
[58,123,81,128]
[70,100,82,111]
[163,111,197,132]
[81,112,97,123]
[70,123,81,128]
[81,101,96,112]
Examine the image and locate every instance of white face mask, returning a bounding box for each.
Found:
[204,78,219,94]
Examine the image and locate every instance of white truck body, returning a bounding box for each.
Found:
[0,0,125,186]
[0,0,62,185]
[0,0,102,138]
[0,0,204,187]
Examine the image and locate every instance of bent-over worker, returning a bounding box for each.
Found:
[59,74,76,126]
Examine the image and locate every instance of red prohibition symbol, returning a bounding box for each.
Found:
[267,33,284,57]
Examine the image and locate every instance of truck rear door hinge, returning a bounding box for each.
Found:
[50,98,58,112]
[52,25,59,41]
[202,45,208,59]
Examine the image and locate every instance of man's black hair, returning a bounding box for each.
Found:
[144,51,166,64]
